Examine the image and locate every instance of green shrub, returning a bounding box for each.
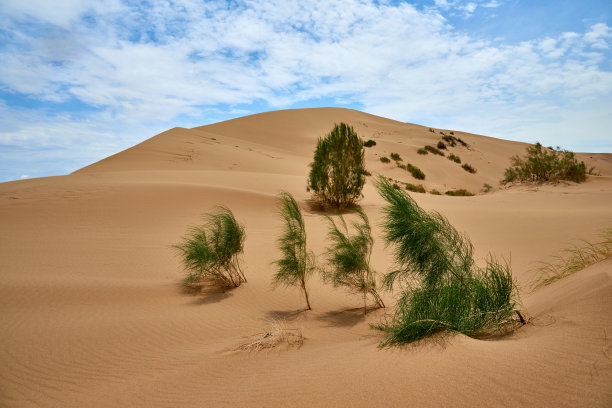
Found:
[380,156,391,163]
[173,206,247,290]
[373,177,518,345]
[362,169,372,177]
[429,189,442,195]
[390,152,402,162]
[429,128,435,133]
[417,148,428,155]
[457,138,468,147]
[397,163,407,170]
[445,189,474,196]
[273,192,316,310]
[462,163,476,174]
[437,141,447,150]
[450,131,454,135]
[448,154,461,163]
[406,163,425,180]
[483,183,492,193]
[405,183,426,193]
[442,135,457,147]
[424,145,445,156]
[364,139,376,147]
[502,142,586,184]
[307,123,366,209]
[321,210,385,314]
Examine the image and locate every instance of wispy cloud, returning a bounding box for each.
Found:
[0,0,610,181]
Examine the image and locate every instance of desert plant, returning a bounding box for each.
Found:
[272,192,316,310]
[405,183,426,193]
[424,145,445,156]
[448,154,461,164]
[237,318,304,352]
[173,206,246,290]
[429,128,435,133]
[462,163,476,173]
[307,123,366,209]
[502,142,586,184]
[364,139,376,147]
[445,189,474,196]
[380,156,391,163]
[450,131,454,135]
[321,210,385,314]
[483,183,492,193]
[390,152,402,162]
[442,135,457,147]
[457,138,468,147]
[406,163,425,180]
[437,141,447,150]
[429,189,442,195]
[373,177,518,345]
[397,163,407,170]
[417,148,428,155]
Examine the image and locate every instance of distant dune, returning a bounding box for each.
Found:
[1,108,611,407]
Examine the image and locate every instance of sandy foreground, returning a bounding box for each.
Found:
[1,108,611,407]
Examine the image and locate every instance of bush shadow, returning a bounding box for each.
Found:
[178,281,235,305]
[315,306,368,328]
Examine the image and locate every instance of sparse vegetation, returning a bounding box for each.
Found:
[457,138,468,147]
[380,156,391,163]
[442,135,457,147]
[483,183,492,193]
[321,210,385,314]
[273,192,316,310]
[417,148,428,155]
[429,128,435,133]
[405,183,426,193]
[502,142,587,184]
[450,131,454,135]
[363,139,376,147]
[445,189,475,196]
[462,163,476,174]
[406,163,425,180]
[424,145,445,156]
[437,141,447,150]
[173,206,247,290]
[237,318,304,352]
[390,152,402,162]
[429,189,442,195]
[373,177,519,346]
[532,229,612,290]
[307,123,366,209]
[448,154,461,164]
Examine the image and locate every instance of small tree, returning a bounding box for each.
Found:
[173,206,246,290]
[272,192,315,310]
[321,210,385,314]
[307,123,366,209]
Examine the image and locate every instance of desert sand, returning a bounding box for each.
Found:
[1,107,611,407]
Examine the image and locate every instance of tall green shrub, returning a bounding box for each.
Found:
[321,210,385,314]
[272,192,316,310]
[307,123,366,209]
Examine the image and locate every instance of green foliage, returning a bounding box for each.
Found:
[502,142,587,184]
[417,148,428,155]
[457,138,468,147]
[445,189,474,196]
[483,183,492,193]
[450,131,454,135]
[405,183,426,193]
[390,152,402,162]
[429,189,442,195]
[173,206,246,290]
[462,163,476,173]
[273,192,316,310]
[373,177,518,345]
[321,210,385,314]
[442,135,457,147]
[406,163,425,180]
[429,128,435,133]
[380,156,391,163]
[307,123,366,209]
[364,139,377,147]
[424,145,445,156]
[447,154,461,163]
[437,141,447,150]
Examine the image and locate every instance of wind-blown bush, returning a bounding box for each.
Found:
[406,163,425,180]
[273,192,315,310]
[173,206,246,290]
[307,123,366,209]
[502,142,586,184]
[321,210,385,314]
[424,145,445,156]
[373,177,518,346]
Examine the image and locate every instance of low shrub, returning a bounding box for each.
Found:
[397,163,407,170]
[445,189,474,196]
[406,163,425,180]
[424,145,445,156]
[483,183,492,193]
[437,141,447,150]
[462,163,477,173]
[417,148,428,155]
[429,128,435,133]
[448,154,461,163]
[380,156,391,163]
[442,135,457,147]
[364,139,376,147]
[429,189,442,195]
[390,152,402,162]
[450,131,454,135]
[457,138,468,147]
[405,183,426,193]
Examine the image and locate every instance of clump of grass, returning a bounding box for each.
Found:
[363,139,376,147]
[173,206,247,290]
[482,183,492,193]
[424,145,445,156]
[429,128,435,133]
[448,154,461,163]
[397,163,407,170]
[321,210,385,314]
[417,148,428,155]
[406,163,426,180]
[362,169,372,177]
[442,135,457,147]
[450,131,454,135]
[532,229,612,290]
[437,141,447,150]
[445,189,474,196]
[237,319,304,352]
[390,152,402,162]
[429,189,442,195]
[405,183,426,193]
[462,163,476,173]
[457,138,468,147]
[502,142,586,184]
[380,156,391,163]
[373,177,519,346]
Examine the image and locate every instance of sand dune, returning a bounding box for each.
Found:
[1,108,611,407]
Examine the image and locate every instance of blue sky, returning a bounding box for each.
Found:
[1,0,611,182]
